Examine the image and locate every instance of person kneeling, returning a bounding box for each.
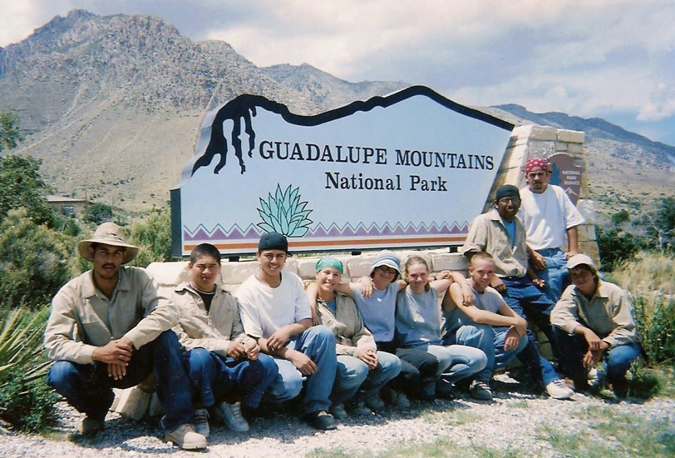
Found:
[551,254,641,398]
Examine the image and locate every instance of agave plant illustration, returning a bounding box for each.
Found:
[257,185,313,237]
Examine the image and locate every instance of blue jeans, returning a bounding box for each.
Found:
[450,324,528,383]
[419,344,487,383]
[500,276,562,385]
[187,348,278,409]
[46,330,194,432]
[536,248,569,303]
[553,328,642,386]
[332,351,401,403]
[266,325,336,415]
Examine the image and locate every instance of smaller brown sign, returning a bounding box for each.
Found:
[548,153,582,205]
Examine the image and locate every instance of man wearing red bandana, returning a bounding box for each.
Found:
[518,157,585,303]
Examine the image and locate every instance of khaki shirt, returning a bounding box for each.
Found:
[170,282,253,358]
[44,267,176,364]
[551,281,638,348]
[316,293,376,357]
[461,208,528,278]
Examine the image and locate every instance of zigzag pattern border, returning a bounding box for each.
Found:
[184,221,469,241]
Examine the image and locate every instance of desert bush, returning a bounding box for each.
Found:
[129,208,173,267]
[0,307,58,432]
[612,252,675,365]
[632,294,675,365]
[596,226,641,271]
[0,209,76,309]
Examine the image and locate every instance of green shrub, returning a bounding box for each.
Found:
[0,367,59,432]
[596,226,641,271]
[0,308,58,432]
[0,209,75,309]
[628,361,664,399]
[130,208,173,267]
[632,294,675,365]
[83,202,115,225]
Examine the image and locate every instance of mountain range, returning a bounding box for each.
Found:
[1,9,673,215]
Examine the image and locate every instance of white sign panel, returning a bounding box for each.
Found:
[171,86,514,256]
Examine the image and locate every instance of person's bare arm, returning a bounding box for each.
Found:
[565,226,579,258]
[266,319,311,351]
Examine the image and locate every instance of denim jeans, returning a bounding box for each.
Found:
[536,248,569,303]
[265,325,336,415]
[553,328,642,386]
[332,351,401,403]
[500,276,563,385]
[378,341,439,394]
[186,348,278,409]
[450,324,528,383]
[46,330,194,432]
[419,344,487,383]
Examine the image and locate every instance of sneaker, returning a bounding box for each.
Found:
[219,401,250,432]
[546,379,575,400]
[330,402,348,420]
[165,424,207,450]
[81,417,105,435]
[470,380,493,401]
[351,402,373,416]
[304,410,338,430]
[364,392,386,411]
[193,408,210,437]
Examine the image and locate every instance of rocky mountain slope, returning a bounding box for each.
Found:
[1,9,672,214]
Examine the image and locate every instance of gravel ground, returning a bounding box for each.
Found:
[3,373,674,458]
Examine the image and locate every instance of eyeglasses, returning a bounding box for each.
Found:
[376,266,398,275]
[498,197,521,205]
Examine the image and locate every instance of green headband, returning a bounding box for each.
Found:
[316,256,343,274]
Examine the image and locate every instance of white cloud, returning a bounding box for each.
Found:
[1,0,674,140]
[638,83,675,121]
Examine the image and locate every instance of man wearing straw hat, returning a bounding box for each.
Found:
[44,222,207,450]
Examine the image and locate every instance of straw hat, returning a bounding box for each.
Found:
[77,222,139,264]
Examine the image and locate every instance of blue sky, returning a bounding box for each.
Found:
[1,0,674,146]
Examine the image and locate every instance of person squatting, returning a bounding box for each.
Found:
[44,158,640,450]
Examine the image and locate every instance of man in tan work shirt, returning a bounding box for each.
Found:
[44,222,206,450]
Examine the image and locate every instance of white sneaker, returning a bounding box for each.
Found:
[193,408,210,438]
[165,424,207,450]
[219,401,249,432]
[546,379,574,400]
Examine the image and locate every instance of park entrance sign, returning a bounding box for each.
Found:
[171,86,514,256]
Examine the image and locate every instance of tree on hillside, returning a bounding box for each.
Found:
[640,197,675,253]
[0,155,56,227]
[83,202,115,225]
[0,110,22,152]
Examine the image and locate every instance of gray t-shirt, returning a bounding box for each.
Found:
[395,286,442,347]
[351,282,399,342]
[442,284,503,336]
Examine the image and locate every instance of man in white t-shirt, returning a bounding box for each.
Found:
[236,232,338,430]
[519,157,585,302]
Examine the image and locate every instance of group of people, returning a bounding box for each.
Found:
[43,157,641,450]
